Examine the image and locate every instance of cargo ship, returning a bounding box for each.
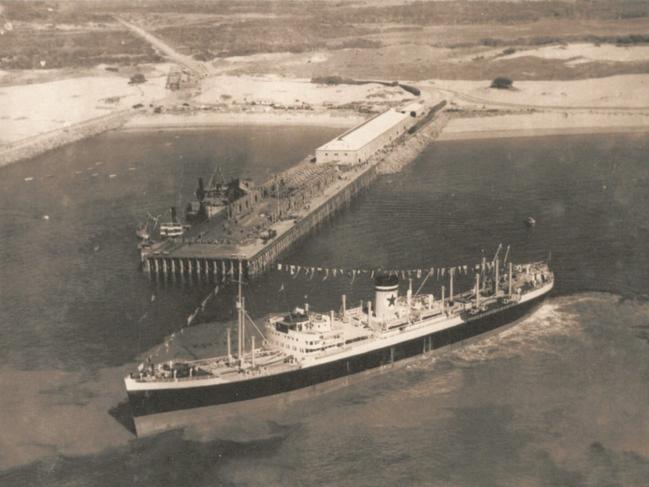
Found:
[125,257,553,435]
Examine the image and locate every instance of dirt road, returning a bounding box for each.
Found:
[115,17,209,77]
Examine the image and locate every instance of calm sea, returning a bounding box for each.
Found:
[1,127,649,486]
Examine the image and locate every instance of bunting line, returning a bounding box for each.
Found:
[275,261,491,282]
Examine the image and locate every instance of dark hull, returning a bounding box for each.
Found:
[128,293,546,419]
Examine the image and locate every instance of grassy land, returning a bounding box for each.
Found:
[0,28,161,69]
[3,0,649,79]
[329,0,649,25]
[154,18,381,59]
[0,1,161,69]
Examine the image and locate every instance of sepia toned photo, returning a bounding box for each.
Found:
[1,0,648,485]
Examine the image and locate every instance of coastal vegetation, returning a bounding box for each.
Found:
[128,73,146,84]
[311,76,421,97]
[491,77,514,90]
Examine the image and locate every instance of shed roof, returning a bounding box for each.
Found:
[316,109,410,152]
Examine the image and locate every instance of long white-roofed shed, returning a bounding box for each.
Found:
[315,107,417,165]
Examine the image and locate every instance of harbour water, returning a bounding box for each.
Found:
[1,127,649,485]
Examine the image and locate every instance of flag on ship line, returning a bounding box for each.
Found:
[200,295,210,311]
[276,260,496,281]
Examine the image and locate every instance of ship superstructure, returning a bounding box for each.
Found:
[125,257,553,435]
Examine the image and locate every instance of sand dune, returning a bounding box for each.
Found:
[498,43,649,65]
[430,74,649,109]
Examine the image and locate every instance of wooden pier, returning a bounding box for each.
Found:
[141,101,446,283]
[142,162,378,282]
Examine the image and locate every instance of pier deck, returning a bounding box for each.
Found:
[142,161,377,280]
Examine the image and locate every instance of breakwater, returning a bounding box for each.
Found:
[378,101,450,174]
[0,110,131,168]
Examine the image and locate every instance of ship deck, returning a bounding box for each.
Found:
[129,264,553,389]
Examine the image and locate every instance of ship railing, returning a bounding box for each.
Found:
[135,353,292,383]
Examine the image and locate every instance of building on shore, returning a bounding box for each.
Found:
[315,104,420,165]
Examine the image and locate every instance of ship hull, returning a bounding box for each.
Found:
[127,291,548,433]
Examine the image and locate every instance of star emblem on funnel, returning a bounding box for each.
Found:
[388,294,396,306]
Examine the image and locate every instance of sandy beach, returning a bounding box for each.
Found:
[122,110,364,131]
[0,68,168,145]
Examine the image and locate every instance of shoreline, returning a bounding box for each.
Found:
[3,108,649,169]
[438,124,649,141]
[121,111,365,131]
[0,110,363,168]
[438,111,649,141]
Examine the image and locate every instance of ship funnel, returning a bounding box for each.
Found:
[374,274,399,321]
[196,177,205,201]
[170,206,177,223]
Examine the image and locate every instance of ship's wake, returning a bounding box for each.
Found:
[445,294,586,365]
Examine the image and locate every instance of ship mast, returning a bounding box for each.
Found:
[207,162,221,189]
[449,268,454,304]
[494,257,500,297]
[508,262,513,297]
[237,259,244,368]
[502,245,510,266]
